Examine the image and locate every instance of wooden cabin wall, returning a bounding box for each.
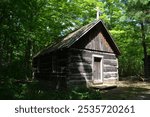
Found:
[33,50,68,90]
[33,55,52,80]
[68,48,118,87]
[72,24,113,53]
[67,49,92,86]
[69,24,118,87]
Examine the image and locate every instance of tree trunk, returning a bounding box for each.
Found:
[7,40,13,65]
[0,36,7,67]
[24,39,33,80]
[0,44,3,68]
[140,22,148,78]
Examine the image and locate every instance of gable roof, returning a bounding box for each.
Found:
[34,20,120,58]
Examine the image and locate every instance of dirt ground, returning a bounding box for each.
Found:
[101,80,150,100]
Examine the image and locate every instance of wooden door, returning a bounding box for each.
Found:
[93,57,102,83]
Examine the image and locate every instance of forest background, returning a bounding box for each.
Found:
[0,0,149,99]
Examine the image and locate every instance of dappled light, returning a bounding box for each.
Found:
[101,80,150,100]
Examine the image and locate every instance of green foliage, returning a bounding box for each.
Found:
[0,81,102,100]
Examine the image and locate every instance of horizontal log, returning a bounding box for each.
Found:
[34,73,50,80]
[69,49,92,58]
[103,54,116,59]
[69,49,116,62]
[69,62,92,67]
[37,68,51,72]
[103,59,118,66]
[58,58,68,62]
[34,61,51,67]
[103,66,117,72]
[103,72,118,78]
[69,65,92,69]
[69,73,92,76]
[39,65,51,69]
[69,66,92,73]
[69,48,115,55]
[69,56,92,63]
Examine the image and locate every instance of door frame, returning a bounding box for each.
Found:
[92,54,103,84]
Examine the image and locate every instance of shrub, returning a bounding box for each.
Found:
[0,81,102,100]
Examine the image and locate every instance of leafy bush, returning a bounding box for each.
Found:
[0,81,102,100]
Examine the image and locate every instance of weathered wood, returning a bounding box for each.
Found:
[69,49,92,57]
[103,54,116,59]
[69,62,92,67]
[39,64,51,68]
[84,32,113,53]
[57,59,68,63]
[68,73,92,79]
[103,59,118,66]
[71,26,114,53]
[70,48,116,60]
[70,47,115,54]
[37,68,51,72]
[69,67,92,74]
[103,66,117,72]
[69,73,92,76]
[103,72,118,78]
[34,73,50,80]
[70,56,92,63]
[93,57,101,81]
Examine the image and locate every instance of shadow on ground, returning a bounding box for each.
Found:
[101,81,150,100]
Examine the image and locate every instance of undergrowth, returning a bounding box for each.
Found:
[0,81,101,100]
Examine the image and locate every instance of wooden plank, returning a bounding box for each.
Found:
[69,48,116,58]
[69,76,87,81]
[103,59,118,66]
[69,62,92,67]
[69,73,92,76]
[103,72,118,78]
[95,35,99,50]
[69,49,92,58]
[103,54,116,59]
[69,63,92,70]
[93,57,101,81]
[69,67,92,74]
[38,68,51,72]
[34,72,51,80]
[70,49,116,60]
[69,56,92,63]
[81,30,114,53]
[69,49,116,64]
[103,66,117,72]
[39,63,51,68]
[99,32,113,52]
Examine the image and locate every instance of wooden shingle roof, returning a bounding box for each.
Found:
[34,20,120,58]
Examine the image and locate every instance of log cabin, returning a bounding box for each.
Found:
[33,20,120,90]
